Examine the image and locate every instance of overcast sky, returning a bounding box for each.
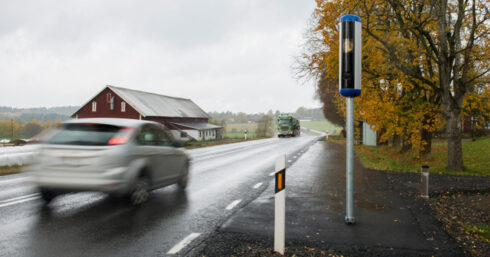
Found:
[0,0,320,113]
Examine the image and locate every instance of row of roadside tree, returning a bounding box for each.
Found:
[295,0,489,171]
[0,119,61,141]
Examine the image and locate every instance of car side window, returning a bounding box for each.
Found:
[136,125,154,145]
[154,126,173,147]
[136,124,173,147]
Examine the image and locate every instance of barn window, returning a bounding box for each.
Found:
[110,97,114,110]
[92,101,97,112]
[121,102,126,112]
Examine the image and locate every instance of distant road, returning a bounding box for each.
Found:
[302,127,326,136]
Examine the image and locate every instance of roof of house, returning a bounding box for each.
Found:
[73,85,210,119]
[171,122,222,130]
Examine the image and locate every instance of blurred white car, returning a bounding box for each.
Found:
[30,118,190,205]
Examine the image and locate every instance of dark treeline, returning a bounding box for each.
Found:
[0,106,79,123]
[208,107,325,124]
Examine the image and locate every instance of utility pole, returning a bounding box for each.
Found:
[10,119,14,142]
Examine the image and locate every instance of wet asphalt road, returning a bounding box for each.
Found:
[0,136,319,257]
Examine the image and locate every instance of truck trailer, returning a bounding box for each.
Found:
[276,114,300,138]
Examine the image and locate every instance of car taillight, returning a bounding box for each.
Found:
[108,127,135,145]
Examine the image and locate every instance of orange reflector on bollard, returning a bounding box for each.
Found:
[278,173,282,190]
[275,169,286,193]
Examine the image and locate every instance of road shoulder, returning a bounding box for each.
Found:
[191,141,466,256]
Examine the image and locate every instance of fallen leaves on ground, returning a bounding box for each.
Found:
[428,191,489,257]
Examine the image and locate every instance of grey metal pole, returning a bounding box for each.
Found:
[345,97,355,224]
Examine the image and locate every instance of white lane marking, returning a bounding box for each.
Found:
[293,156,297,158]
[0,177,28,185]
[253,182,263,189]
[269,172,275,176]
[167,232,201,254]
[0,193,39,203]
[225,199,242,210]
[0,194,40,208]
[288,160,292,163]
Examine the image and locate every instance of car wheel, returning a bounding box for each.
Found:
[128,176,150,206]
[40,188,57,203]
[178,163,189,190]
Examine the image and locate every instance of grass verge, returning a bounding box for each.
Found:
[0,165,23,176]
[333,136,489,176]
[466,224,490,241]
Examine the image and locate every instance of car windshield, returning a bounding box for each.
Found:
[47,123,124,146]
[278,119,291,124]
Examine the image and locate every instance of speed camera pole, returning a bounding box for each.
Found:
[339,14,361,225]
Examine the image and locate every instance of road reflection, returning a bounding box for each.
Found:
[24,187,188,257]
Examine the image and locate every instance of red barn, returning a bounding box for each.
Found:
[71,85,221,141]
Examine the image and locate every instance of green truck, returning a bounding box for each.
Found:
[276,114,300,138]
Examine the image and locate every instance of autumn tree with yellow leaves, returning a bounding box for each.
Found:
[297,0,489,171]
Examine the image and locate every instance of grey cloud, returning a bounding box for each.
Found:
[0,0,320,113]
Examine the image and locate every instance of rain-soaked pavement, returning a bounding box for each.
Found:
[0,136,320,257]
[194,141,463,256]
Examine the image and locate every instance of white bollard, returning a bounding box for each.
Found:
[274,153,286,255]
[421,165,429,199]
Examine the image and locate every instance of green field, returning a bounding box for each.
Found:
[222,132,258,139]
[301,120,342,135]
[354,136,490,176]
[225,123,258,133]
[223,123,259,139]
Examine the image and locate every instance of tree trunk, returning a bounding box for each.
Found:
[376,128,387,145]
[436,0,465,172]
[420,114,433,158]
[400,132,412,153]
[420,127,432,158]
[401,140,412,153]
[445,108,464,171]
[392,135,402,147]
[440,60,464,171]
[470,118,477,141]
